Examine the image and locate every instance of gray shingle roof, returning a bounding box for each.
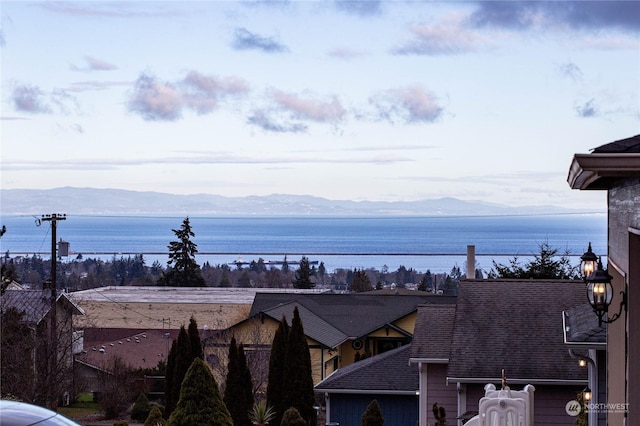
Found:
[251,292,456,341]
[410,304,456,360]
[447,279,587,383]
[593,134,640,153]
[563,303,606,345]
[315,344,417,393]
[1,290,84,324]
[263,302,349,348]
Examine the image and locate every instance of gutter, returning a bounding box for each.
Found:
[409,357,448,365]
[314,388,418,396]
[446,377,587,386]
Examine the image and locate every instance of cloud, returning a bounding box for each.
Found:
[128,74,183,121]
[247,109,308,133]
[327,47,367,60]
[66,80,131,93]
[469,1,640,32]
[392,15,490,55]
[370,85,443,124]
[10,83,79,115]
[182,71,249,114]
[576,99,599,118]
[71,56,118,72]
[39,2,182,18]
[558,62,583,82]
[333,0,383,17]
[271,90,346,123]
[232,27,288,53]
[11,84,51,113]
[127,71,249,121]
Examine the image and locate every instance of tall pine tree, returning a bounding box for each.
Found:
[158,217,205,287]
[267,316,289,426]
[292,256,315,289]
[223,337,251,426]
[238,343,254,420]
[164,325,193,419]
[163,339,177,419]
[188,316,203,360]
[283,307,315,423]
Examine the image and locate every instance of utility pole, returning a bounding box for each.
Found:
[40,213,66,408]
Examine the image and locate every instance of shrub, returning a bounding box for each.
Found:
[167,358,232,426]
[280,407,306,426]
[112,421,128,426]
[144,405,167,426]
[361,399,384,426]
[131,393,151,421]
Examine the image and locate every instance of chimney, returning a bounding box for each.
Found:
[466,245,475,279]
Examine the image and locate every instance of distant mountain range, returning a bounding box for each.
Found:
[1,187,591,216]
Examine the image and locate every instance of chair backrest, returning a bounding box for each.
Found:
[479,396,527,426]
[481,384,535,426]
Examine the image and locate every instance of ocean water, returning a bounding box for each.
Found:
[0,214,607,274]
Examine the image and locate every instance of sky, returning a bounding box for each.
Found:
[1,1,639,211]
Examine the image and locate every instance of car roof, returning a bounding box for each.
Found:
[0,400,81,426]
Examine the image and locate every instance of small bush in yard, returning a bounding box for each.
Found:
[131,393,151,421]
[280,407,306,426]
[144,405,167,426]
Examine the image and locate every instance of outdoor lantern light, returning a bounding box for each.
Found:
[586,257,626,326]
[582,387,592,402]
[578,358,587,368]
[580,242,598,280]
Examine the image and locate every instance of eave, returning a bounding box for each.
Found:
[568,153,640,190]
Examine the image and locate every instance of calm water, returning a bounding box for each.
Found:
[0,214,607,273]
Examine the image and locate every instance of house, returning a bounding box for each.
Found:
[74,328,180,397]
[205,292,455,388]
[315,344,418,426]
[447,279,587,425]
[320,280,587,426]
[568,133,640,425]
[0,287,84,405]
[409,304,457,426]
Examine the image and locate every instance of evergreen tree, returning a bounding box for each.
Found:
[131,392,152,421]
[489,241,578,279]
[280,407,306,426]
[165,326,193,419]
[188,316,203,360]
[267,316,289,426]
[238,343,254,418]
[292,256,314,289]
[168,358,233,426]
[361,399,384,426]
[164,339,177,419]
[158,217,205,287]
[224,337,249,426]
[350,269,373,293]
[219,270,232,288]
[282,307,315,423]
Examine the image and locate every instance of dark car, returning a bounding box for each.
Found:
[0,400,82,426]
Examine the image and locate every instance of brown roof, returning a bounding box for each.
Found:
[410,304,456,361]
[447,279,587,384]
[76,328,180,371]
